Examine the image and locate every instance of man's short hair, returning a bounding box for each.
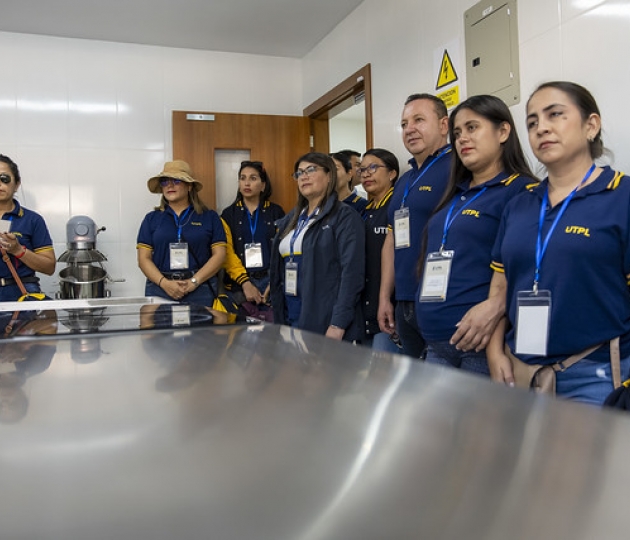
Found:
[404,93,448,119]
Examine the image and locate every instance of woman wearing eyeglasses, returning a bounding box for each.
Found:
[220,161,284,319]
[359,149,400,351]
[137,160,226,306]
[0,154,55,302]
[270,152,365,341]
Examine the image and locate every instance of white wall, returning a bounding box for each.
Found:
[0,31,302,298]
[2,0,628,298]
[302,0,630,177]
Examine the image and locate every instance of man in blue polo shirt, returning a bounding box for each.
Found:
[378,94,451,358]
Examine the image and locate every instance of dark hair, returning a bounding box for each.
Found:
[280,152,337,238]
[435,94,536,214]
[0,154,21,185]
[528,81,603,159]
[404,93,448,119]
[234,161,272,204]
[338,149,361,160]
[330,152,353,191]
[329,152,352,173]
[362,148,400,183]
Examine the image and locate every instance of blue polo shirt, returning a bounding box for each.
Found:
[417,172,534,341]
[0,200,54,280]
[137,205,227,273]
[343,193,368,215]
[387,145,452,300]
[491,166,630,365]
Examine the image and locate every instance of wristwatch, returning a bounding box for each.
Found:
[191,277,198,287]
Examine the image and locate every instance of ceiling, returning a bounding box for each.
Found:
[0,0,364,59]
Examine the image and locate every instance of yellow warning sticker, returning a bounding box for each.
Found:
[437,85,460,109]
[436,50,458,90]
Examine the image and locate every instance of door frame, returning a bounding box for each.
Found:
[303,64,373,153]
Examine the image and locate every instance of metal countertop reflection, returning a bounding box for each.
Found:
[1,322,629,539]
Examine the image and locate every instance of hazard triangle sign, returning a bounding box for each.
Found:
[436,50,458,89]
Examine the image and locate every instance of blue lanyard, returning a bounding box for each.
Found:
[401,146,450,208]
[246,205,260,242]
[171,206,192,242]
[289,209,317,259]
[441,186,487,250]
[534,164,595,292]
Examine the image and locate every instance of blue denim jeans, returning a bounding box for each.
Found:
[556,354,630,406]
[363,332,401,354]
[425,340,490,376]
[395,300,426,359]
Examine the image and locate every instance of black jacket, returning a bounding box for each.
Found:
[270,195,365,342]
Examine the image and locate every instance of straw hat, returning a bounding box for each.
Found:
[147,160,203,193]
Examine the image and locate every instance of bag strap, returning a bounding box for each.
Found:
[1,247,28,296]
[553,338,622,390]
[610,337,621,389]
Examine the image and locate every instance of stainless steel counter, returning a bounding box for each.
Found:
[1,322,629,539]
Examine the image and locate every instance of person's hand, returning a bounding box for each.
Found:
[242,280,262,304]
[262,285,271,305]
[325,325,345,341]
[182,278,199,296]
[450,298,504,352]
[0,233,21,256]
[377,299,396,335]
[487,350,515,387]
[160,279,188,301]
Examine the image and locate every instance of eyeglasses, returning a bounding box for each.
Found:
[292,165,322,180]
[357,164,387,176]
[160,178,182,187]
[0,174,12,184]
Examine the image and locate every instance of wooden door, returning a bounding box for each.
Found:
[173,112,311,212]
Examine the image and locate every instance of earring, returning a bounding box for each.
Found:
[587,136,595,143]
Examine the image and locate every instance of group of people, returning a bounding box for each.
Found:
[3,80,629,407]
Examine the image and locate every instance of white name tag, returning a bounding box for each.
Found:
[394,207,410,249]
[515,290,551,356]
[285,261,298,296]
[419,251,454,302]
[169,242,189,270]
[245,243,263,268]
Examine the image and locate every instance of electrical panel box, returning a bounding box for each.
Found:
[465,0,520,105]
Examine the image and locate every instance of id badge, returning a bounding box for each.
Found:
[245,243,263,268]
[171,305,191,326]
[169,242,189,270]
[394,207,411,249]
[0,219,11,233]
[419,251,454,302]
[285,261,298,296]
[515,290,552,356]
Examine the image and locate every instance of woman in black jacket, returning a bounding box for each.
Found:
[270,153,365,342]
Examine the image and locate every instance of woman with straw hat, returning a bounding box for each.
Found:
[137,160,226,306]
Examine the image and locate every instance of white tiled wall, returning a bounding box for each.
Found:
[0,31,302,298]
[303,0,630,177]
[2,0,628,299]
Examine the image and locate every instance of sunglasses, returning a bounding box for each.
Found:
[241,160,263,167]
[0,174,12,184]
[160,178,183,187]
